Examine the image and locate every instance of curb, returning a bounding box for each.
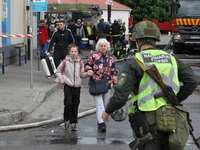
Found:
[0,108,96,132]
[0,84,59,126]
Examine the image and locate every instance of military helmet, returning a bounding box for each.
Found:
[114,18,118,22]
[132,21,160,42]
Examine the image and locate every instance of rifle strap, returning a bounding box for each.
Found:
[134,57,147,71]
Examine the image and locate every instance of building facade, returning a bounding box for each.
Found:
[0,0,39,66]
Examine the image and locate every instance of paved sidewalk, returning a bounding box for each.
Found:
[0,56,58,126]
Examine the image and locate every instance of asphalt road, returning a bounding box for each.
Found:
[0,113,133,150]
[1,94,200,150]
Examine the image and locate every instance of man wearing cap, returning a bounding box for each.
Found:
[102,21,198,149]
[109,18,123,46]
[98,18,107,39]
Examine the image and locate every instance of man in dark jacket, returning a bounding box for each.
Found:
[98,18,107,39]
[109,18,123,46]
[128,20,138,49]
[75,19,85,54]
[67,19,76,39]
[47,20,74,70]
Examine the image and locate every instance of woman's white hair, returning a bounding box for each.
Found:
[95,38,111,51]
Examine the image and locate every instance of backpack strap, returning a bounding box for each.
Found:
[79,60,82,70]
[62,59,66,75]
[133,57,147,71]
[62,60,82,74]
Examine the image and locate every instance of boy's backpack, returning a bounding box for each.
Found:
[61,59,83,75]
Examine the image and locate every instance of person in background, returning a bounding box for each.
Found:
[47,20,74,82]
[46,17,53,39]
[121,22,126,41]
[85,22,92,49]
[47,19,60,58]
[109,18,123,46]
[90,24,98,43]
[128,20,138,50]
[85,38,117,133]
[112,39,128,59]
[86,22,91,38]
[66,20,71,28]
[98,18,107,39]
[48,18,59,39]
[105,21,111,42]
[39,19,48,59]
[56,44,88,131]
[67,19,76,39]
[54,19,60,31]
[83,22,88,39]
[75,19,85,54]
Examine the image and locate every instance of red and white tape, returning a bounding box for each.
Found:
[0,34,33,38]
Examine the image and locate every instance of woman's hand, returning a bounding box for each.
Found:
[87,70,94,77]
[46,52,50,57]
[102,110,110,123]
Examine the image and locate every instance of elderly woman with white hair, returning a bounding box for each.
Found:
[85,38,117,132]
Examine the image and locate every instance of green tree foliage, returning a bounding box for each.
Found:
[115,0,172,22]
[48,3,89,12]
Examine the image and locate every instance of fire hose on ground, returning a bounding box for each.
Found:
[0,108,96,132]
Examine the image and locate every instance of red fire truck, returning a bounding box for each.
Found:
[169,0,200,54]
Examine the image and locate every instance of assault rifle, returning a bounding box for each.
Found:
[145,64,200,149]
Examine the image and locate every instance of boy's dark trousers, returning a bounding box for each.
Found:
[63,84,81,124]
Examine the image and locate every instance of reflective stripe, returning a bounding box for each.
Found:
[138,78,159,105]
[112,34,121,37]
[139,77,154,93]
[162,73,179,93]
[117,51,120,56]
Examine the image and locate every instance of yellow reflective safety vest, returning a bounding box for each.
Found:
[87,26,91,36]
[129,50,180,113]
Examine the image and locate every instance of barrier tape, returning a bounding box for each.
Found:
[0,34,33,38]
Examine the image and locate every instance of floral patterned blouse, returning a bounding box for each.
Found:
[84,51,117,89]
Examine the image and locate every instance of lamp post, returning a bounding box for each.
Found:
[30,0,33,89]
[105,0,113,22]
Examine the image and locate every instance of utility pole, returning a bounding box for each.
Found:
[108,5,111,22]
[106,0,113,22]
[30,0,33,89]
